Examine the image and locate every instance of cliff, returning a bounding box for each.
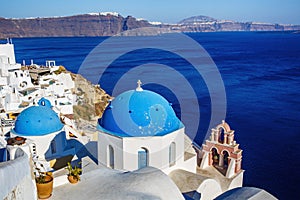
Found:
[72,72,112,136]
[0,13,152,38]
[72,73,112,120]
[0,14,300,38]
[175,15,300,32]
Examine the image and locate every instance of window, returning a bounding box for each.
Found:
[169,142,176,167]
[108,145,114,169]
[138,147,148,169]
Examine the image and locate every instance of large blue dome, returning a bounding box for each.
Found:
[14,100,63,136]
[98,89,182,137]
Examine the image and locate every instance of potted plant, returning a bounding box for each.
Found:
[34,162,53,199]
[65,162,82,184]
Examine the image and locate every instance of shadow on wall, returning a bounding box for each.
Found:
[44,135,98,170]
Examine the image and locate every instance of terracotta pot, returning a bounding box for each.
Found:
[36,175,53,199]
[68,175,79,184]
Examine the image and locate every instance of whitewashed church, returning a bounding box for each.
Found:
[97,81,197,174]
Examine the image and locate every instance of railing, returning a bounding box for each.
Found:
[1,118,15,127]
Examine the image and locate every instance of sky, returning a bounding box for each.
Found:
[1,0,300,24]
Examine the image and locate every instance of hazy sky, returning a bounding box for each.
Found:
[1,0,300,24]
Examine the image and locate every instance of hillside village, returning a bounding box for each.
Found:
[0,40,277,200]
[0,40,111,137]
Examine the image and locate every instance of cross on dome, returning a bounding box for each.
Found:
[136,79,143,91]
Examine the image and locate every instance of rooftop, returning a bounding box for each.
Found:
[13,98,63,136]
[52,166,184,200]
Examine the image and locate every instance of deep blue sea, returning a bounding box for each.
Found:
[5,32,300,199]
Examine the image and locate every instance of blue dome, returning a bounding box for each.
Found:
[98,89,182,137]
[38,97,52,108]
[14,103,63,136]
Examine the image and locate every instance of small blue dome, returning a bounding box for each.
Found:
[98,89,182,137]
[38,97,52,108]
[14,103,63,136]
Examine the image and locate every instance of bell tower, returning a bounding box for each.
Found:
[200,120,242,178]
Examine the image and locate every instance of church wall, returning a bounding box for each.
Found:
[162,129,184,172]
[123,136,164,171]
[97,127,195,173]
[98,131,123,169]
[122,128,187,172]
[163,128,185,162]
[164,129,197,174]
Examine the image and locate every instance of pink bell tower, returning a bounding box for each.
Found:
[200,120,243,178]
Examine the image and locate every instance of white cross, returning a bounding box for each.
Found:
[136,80,143,91]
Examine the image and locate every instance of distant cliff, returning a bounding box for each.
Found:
[0,13,152,38]
[0,14,300,38]
[175,15,300,32]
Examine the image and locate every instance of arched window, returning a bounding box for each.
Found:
[169,142,176,167]
[138,147,148,169]
[211,147,219,165]
[108,145,114,169]
[223,150,229,168]
[218,128,225,143]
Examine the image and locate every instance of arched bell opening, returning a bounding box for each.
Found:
[211,147,219,166]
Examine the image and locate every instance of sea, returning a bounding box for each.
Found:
[4,32,300,199]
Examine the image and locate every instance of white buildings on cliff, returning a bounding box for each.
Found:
[0,41,75,126]
[0,40,276,200]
